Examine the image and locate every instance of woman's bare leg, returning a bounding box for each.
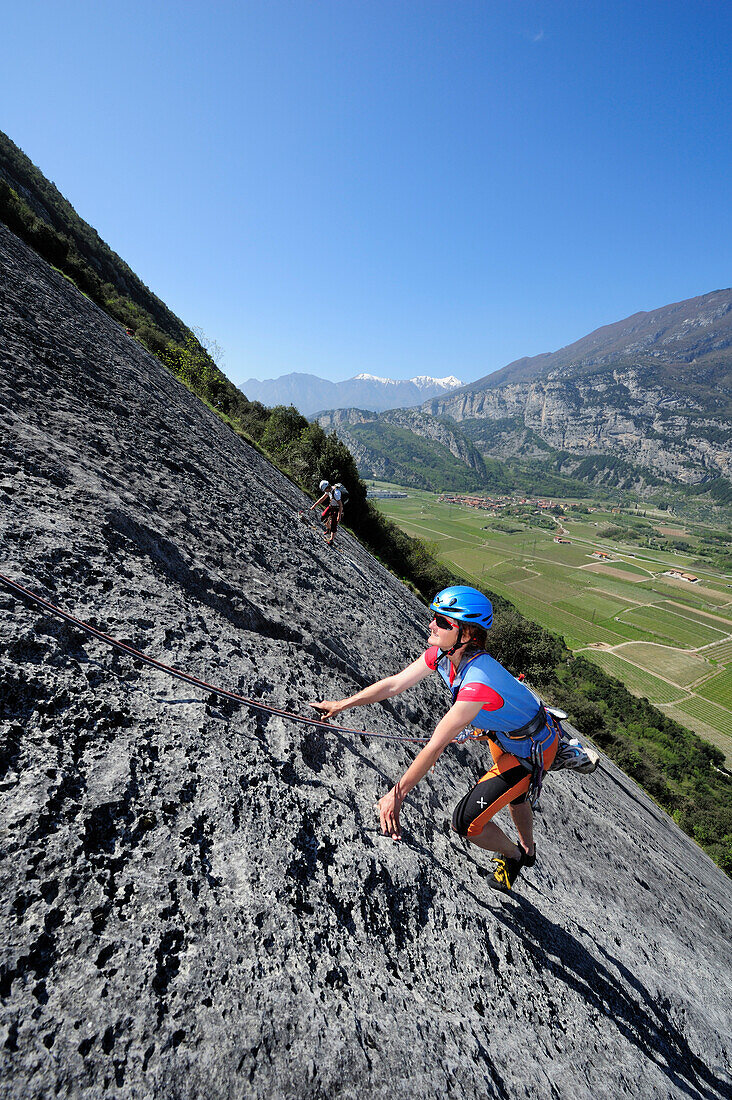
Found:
[508,802,534,857]
[465,821,522,860]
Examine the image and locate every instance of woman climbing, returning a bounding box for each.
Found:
[310,585,560,891]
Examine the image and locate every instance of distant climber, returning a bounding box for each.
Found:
[311,585,597,892]
[310,479,346,547]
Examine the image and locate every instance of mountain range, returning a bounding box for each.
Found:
[239,370,463,416]
[318,289,732,495]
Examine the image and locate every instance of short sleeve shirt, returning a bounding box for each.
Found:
[423,646,542,737]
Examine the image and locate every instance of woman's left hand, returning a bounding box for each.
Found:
[309,699,344,721]
[378,785,403,840]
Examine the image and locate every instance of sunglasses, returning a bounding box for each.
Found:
[433,613,456,630]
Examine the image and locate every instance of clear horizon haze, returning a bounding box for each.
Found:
[3,0,731,388]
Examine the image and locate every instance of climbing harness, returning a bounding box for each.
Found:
[0,572,430,745]
[436,646,556,808]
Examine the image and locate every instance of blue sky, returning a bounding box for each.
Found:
[3,1,731,386]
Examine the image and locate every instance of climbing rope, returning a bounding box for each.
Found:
[0,572,432,745]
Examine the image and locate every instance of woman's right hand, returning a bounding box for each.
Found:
[309,699,346,721]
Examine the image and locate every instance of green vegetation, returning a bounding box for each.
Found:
[677,697,732,738]
[372,404,732,507]
[349,414,691,501]
[696,668,732,709]
[584,651,687,704]
[705,640,732,664]
[618,644,712,686]
[617,605,726,648]
[348,421,489,492]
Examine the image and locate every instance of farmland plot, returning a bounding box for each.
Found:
[659,600,732,632]
[702,639,732,663]
[583,651,687,703]
[695,668,732,709]
[676,696,732,738]
[617,605,728,648]
[617,643,714,685]
[555,591,631,623]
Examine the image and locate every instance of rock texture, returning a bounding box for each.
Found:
[424,291,732,485]
[1,223,731,1099]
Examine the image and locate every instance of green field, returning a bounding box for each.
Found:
[659,600,732,630]
[512,576,579,602]
[616,643,713,685]
[555,591,632,622]
[704,639,732,663]
[649,578,732,608]
[583,651,688,704]
[492,563,536,583]
[375,490,732,758]
[616,605,727,648]
[450,546,512,573]
[580,573,655,602]
[695,667,732,709]
[676,696,732,737]
[604,560,652,577]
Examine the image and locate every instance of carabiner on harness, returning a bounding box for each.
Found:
[527,742,545,810]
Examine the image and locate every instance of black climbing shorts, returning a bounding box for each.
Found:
[452,737,557,838]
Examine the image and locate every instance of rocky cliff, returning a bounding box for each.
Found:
[424,369,730,483]
[1,224,731,1099]
[425,290,732,486]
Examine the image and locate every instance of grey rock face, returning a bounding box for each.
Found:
[426,372,731,483]
[423,290,732,485]
[1,224,731,1099]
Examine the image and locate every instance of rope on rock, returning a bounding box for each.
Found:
[0,571,431,744]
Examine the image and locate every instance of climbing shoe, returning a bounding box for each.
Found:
[522,844,536,868]
[551,738,599,774]
[489,850,525,892]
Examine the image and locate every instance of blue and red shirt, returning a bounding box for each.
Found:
[424,646,552,758]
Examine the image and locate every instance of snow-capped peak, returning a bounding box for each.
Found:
[352,372,463,391]
[409,375,463,391]
[353,372,393,385]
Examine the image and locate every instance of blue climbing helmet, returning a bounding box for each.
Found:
[430,586,493,630]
